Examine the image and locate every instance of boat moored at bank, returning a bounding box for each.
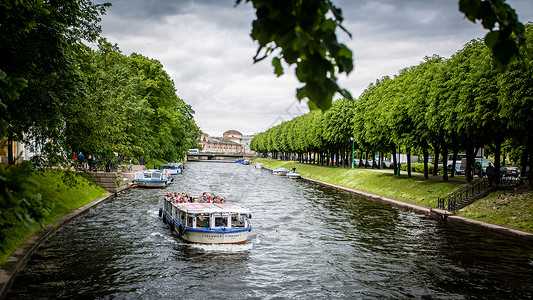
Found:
[157,162,183,176]
[272,168,289,176]
[286,172,301,179]
[133,170,172,188]
[159,199,252,244]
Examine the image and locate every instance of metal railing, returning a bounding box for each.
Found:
[437,179,493,213]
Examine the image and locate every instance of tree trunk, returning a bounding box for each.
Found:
[392,145,398,175]
[432,145,440,176]
[441,142,448,182]
[423,147,429,179]
[465,146,476,183]
[7,134,14,165]
[491,140,502,185]
[407,147,412,177]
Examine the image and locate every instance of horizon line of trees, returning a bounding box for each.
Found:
[251,23,533,187]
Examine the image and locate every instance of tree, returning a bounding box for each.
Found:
[239,0,353,111]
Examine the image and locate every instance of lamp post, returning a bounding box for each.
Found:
[350,137,355,169]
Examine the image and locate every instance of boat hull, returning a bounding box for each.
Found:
[179,228,249,244]
[133,179,169,188]
[286,172,301,179]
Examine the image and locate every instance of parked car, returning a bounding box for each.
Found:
[500,166,520,178]
[447,162,464,175]
[382,161,393,169]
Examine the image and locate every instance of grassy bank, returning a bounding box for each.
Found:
[0,170,107,266]
[254,158,532,233]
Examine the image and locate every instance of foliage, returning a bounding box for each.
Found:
[0,162,52,253]
[0,168,107,266]
[69,39,200,163]
[459,0,531,71]
[238,0,353,110]
[251,24,533,186]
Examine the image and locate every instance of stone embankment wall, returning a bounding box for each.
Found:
[83,165,144,193]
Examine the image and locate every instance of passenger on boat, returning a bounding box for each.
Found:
[163,192,172,201]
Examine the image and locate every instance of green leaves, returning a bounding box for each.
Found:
[0,161,52,251]
[244,0,354,111]
[459,0,529,71]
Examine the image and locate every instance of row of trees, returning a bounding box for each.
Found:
[1,1,200,168]
[251,24,533,187]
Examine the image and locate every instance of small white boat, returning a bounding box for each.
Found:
[286,172,301,179]
[272,168,289,176]
[159,201,252,244]
[158,162,183,176]
[254,162,263,169]
[133,170,172,188]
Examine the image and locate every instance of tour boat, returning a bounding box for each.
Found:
[159,200,252,244]
[272,168,289,176]
[133,170,172,188]
[286,172,301,179]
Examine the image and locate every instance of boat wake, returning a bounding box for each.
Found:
[187,242,253,252]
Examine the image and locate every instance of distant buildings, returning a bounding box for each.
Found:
[199,130,257,153]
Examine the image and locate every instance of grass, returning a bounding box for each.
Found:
[145,158,168,169]
[0,170,107,266]
[256,158,464,207]
[254,158,532,233]
[461,188,533,232]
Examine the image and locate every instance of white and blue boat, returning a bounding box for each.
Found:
[159,201,252,244]
[133,170,172,188]
[158,162,183,176]
[272,168,289,176]
[286,172,301,179]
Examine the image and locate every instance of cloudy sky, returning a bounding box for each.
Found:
[94,0,533,137]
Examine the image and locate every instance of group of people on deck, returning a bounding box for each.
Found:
[163,192,226,204]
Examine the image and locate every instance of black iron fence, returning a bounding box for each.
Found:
[437,179,493,213]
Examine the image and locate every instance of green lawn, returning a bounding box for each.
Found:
[0,170,107,266]
[255,158,532,233]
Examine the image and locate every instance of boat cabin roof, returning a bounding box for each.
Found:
[175,202,249,215]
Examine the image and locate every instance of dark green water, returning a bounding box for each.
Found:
[6,161,533,299]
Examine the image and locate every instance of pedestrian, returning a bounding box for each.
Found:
[486,163,495,185]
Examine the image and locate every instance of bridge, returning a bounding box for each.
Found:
[185,152,256,161]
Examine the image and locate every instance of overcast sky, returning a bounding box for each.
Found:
[94,0,533,137]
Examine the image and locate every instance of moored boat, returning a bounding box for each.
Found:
[286,172,301,179]
[254,162,263,169]
[159,199,252,244]
[133,169,172,188]
[272,168,289,176]
[158,162,183,176]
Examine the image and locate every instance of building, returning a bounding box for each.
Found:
[199,133,242,153]
[241,134,257,153]
[0,140,37,164]
[222,130,243,144]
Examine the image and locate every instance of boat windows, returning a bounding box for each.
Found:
[231,214,247,227]
[196,213,209,228]
[214,215,228,228]
[187,215,195,227]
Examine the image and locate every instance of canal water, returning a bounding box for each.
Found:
[6,161,533,299]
